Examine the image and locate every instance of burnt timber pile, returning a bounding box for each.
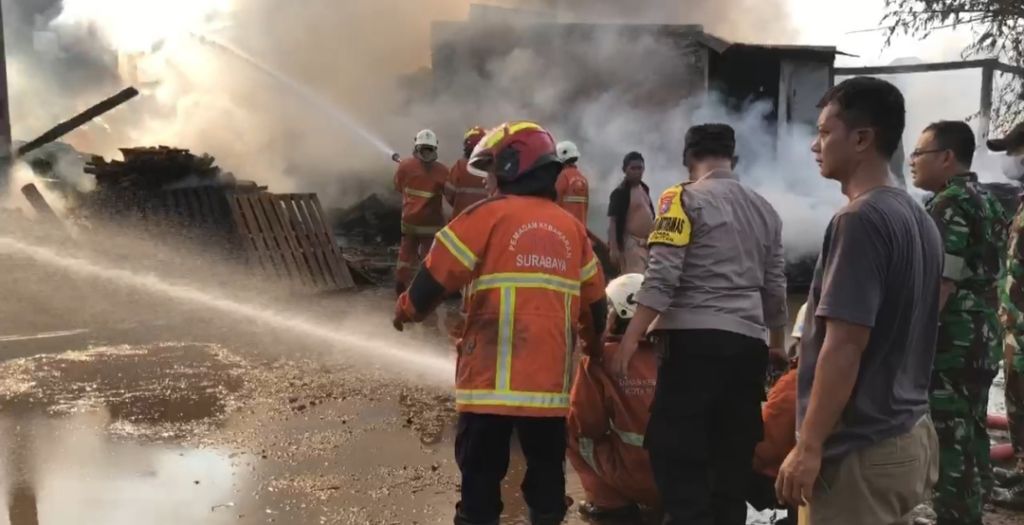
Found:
[331,194,402,283]
[78,147,355,292]
[86,146,244,191]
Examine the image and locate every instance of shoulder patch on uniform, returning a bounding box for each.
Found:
[648,185,691,247]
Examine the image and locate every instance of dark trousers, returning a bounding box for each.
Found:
[645,329,768,525]
[454,413,568,525]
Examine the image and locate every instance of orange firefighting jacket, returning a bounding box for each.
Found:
[394,158,449,235]
[445,159,489,219]
[399,195,606,417]
[752,368,797,478]
[568,339,659,507]
[556,165,590,225]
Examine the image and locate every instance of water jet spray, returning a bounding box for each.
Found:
[0,235,455,385]
[190,32,400,163]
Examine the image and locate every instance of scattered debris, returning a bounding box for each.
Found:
[16,86,139,159]
[85,146,238,191]
[332,194,401,247]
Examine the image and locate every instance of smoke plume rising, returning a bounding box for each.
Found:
[4,0,839,257]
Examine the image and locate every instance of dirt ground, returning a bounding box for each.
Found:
[1,228,1023,524]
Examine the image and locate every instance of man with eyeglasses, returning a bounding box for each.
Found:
[910,120,1007,525]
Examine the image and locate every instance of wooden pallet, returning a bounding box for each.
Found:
[229,192,355,291]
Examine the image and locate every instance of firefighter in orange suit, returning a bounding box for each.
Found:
[567,273,659,522]
[446,126,491,219]
[393,121,608,525]
[443,126,491,343]
[555,140,590,225]
[393,128,449,295]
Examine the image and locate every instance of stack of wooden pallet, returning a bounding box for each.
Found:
[85,147,233,191]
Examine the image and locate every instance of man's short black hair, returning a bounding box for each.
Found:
[818,77,906,160]
[924,120,976,169]
[622,151,644,170]
[684,123,736,162]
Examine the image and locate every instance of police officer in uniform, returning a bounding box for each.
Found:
[613,124,788,525]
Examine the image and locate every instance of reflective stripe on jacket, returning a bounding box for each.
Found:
[445,159,489,218]
[556,166,590,225]
[394,158,449,229]
[407,195,606,417]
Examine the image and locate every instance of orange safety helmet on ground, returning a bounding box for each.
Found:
[463,126,487,158]
[467,121,562,183]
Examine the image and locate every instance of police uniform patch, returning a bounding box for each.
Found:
[648,185,691,247]
[658,192,673,215]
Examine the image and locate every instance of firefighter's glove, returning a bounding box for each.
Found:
[393,295,415,332]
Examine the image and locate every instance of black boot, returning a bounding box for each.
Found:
[453,503,499,525]
[992,485,1024,512]
[453,517,498,525]
[994,466,1024,488]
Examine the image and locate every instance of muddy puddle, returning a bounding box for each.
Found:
[0,339,463,524]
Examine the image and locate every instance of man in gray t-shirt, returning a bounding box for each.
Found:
[798,186,941,455]
[775,77,941,524]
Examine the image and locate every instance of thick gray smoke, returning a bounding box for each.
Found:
[3,0,837,257]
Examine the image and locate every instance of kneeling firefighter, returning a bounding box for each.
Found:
[393,121,608,525]
[567,273,660,521]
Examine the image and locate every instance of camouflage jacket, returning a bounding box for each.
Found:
[1001,195,1024,371]
[927,173,1007,375]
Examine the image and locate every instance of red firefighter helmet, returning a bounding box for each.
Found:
[467,121,561,182]
[464,126,487,152]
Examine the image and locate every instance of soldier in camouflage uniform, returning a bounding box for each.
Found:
[911,121,1007,525]
[992,122,1024,509]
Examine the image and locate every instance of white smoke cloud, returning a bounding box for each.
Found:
[4,0,836,259]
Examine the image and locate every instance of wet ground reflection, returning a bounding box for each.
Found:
[0,412,243,525]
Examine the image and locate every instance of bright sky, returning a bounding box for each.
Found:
[788,0,974,64]
[787,0,1013,181]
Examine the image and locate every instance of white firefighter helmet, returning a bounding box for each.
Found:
[556,140,580,162]
[792,302,808,339]
[606,273,644,319]
[414,129,439,148]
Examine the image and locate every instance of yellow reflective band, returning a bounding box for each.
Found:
[436,227,478,271]
[402,223,442,235]
[578,437,600,474]
[473,273,581,295]
[581,258,598,282]
[456,187,489,195]
[455,389,570,409]
[496,286,515,391]
[610,420,645,447]
[564,196,588,204]
[404,188,436,199]
[563,293,573,393]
